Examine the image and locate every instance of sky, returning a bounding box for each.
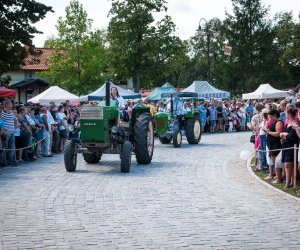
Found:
[33,0,300,47]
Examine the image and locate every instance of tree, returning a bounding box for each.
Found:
[221,0,273,93]
[40,0,108,94]
[107,0,185,91]
[0,0,53,76]
[273,12,300,86]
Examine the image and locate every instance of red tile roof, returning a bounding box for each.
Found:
[21,48,54,71]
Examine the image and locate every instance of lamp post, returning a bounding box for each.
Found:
[196,18,220,83]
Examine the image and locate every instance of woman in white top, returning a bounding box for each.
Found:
[111,87,125,109]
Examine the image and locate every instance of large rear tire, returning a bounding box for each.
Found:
[159,136,172,144]
[134,113,154,164]
[185,118,201,144]
[120,141,132,173]
[172,130,182,148]
[83,152,101,163]
[64,143,77,172]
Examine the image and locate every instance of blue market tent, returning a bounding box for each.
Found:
[161,82,175,88]
[146,86,176,101]
[80,82,140,101]
[181,81,230,99]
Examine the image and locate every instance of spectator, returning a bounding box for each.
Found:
[197,101,207,133]
[216,101,224,132]
[0,109,10,166]
[264,109,284,181]
[34,108,45,158]
[19,107,32,162]
[258,109,269,171]
[281,107,299,188]
[208,101,217,133]
[40,107,52,157]
[2,100,18,166]
[13,110,22,163]
[56,105,68,152]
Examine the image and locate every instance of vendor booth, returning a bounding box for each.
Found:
[28,86,79,105]
[242,83,288,99]
[181,81,230,99]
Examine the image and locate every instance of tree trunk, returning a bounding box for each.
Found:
[134,67,141,92]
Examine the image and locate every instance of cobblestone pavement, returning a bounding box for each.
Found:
[0,132,300,249]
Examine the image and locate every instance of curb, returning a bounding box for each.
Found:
[246,155,300,202]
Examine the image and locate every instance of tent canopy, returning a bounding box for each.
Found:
[242,83,288,99]
[181,81,230,99]
[0,87,16,98]
[80,82,140,101]
[146,87,176,101]
[161,82,175,88]
[28,86,79,105]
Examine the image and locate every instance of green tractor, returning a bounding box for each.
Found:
[64,80,154,173]
[154,92,201,148]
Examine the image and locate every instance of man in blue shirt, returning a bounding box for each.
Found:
[208,102,217,133]
[197,101,207,132]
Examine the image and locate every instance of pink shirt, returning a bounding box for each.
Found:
[254,135,260,150]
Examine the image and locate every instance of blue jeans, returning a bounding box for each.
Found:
[259,134,267,169]
[3,133,15,164]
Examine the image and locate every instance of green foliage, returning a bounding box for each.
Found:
[0,0,53,75]
[0,75,11,87]
[107,0,185,91]
[40,0,108,95]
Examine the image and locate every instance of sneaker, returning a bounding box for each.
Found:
[44,154,53,157]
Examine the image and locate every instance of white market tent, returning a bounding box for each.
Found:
[80,82,140,101]
[28,86,79,105]
[181,81,230,99]
[242,83,288,99]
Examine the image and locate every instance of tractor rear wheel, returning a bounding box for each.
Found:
[83,152,101,163]
[120,141,132,173]
[64,142,77,172]
[172,130,182,148]
[159,136,172,144]
[185,118,201,144]
[134,114,154,164]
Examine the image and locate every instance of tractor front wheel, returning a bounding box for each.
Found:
[159,136,172,144]
[186,118,201,144]
[83,152,101,163]
[64,142,77,172]
[172,130,182,148]
[120,141,132,173]
[134,114,154,164]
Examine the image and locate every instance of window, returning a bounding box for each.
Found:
[24,71,35,79]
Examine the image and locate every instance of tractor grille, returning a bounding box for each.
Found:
[81,107,103,119]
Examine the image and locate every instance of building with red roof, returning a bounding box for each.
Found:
[3,47,54,103]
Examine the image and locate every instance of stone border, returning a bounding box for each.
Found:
[246,155,300,202]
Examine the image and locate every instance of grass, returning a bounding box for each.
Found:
[250,162,300,198]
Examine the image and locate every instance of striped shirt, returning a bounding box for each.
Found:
[1,110,16,133]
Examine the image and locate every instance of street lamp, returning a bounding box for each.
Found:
[196,18,220,83]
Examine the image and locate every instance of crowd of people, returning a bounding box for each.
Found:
[0,99,80,167]
[250,91,300,189]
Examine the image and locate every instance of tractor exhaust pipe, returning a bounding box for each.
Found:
[170,94,173,117]
[105,79,110,106]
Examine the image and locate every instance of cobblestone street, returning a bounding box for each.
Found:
[0,132,300,249]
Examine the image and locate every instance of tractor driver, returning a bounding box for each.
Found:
[110,87,125,110]
[174,96,185,130]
